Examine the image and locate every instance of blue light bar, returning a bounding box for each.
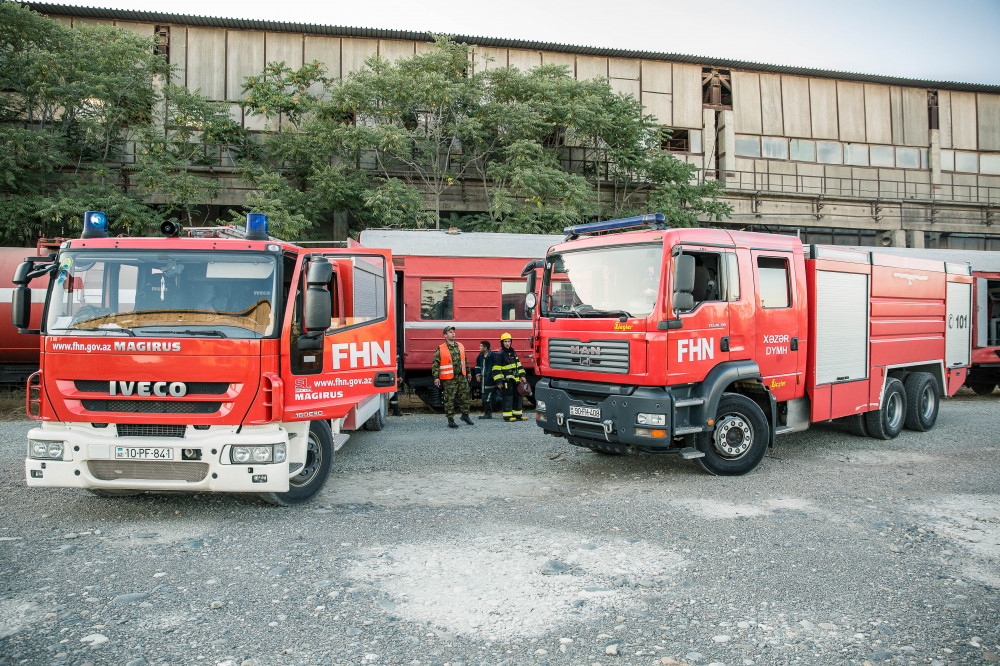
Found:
[245,212,269,241]
[563,213,665,236]
[81,211,109,239]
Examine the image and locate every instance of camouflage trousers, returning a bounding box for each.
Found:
[441,376,471,418]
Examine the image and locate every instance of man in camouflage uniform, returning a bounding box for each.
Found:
[432,325,475,429]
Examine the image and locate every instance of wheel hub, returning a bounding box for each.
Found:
[714,416,753,458]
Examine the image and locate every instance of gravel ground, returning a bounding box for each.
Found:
[1,395,999,666]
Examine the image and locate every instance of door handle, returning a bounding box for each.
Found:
[790,336,798,351]
[720,336,730,352]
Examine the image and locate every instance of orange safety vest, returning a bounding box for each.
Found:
[438,342,467,380]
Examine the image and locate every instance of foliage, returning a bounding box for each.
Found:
[0,3,250,242]
[240,38,729,234]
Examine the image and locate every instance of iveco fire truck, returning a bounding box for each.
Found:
[526,214,973,475]
[11,212,396,504]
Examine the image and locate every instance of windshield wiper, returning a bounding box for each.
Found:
[49,327,135,337]
[591,309,632,319]
[138,329,229,338]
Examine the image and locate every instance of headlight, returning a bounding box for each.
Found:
[252,446,272,463]
[273,443,286,463]
[231,445,283,464]
[232,446,251,463]
[535,400,546,412]
[29,440,64,459]
[636,413,666,426]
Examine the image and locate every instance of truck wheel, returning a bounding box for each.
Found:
[844,413,869,438]
[967,380,997,396]
[364,394,388,431]
[88,489,145,498]
[865,378,907,440]
[696,393,769,476]
[904,372,940,432]
[261,420,333,506]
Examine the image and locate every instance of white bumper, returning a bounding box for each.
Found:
[24,421,310,494]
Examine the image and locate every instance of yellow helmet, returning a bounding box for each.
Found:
[500,332,512,341]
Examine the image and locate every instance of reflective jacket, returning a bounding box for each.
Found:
[492,346,525,384]
[433,342,467,380]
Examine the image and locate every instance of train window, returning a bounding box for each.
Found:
[501,281,529,321]
[421,280,453,320]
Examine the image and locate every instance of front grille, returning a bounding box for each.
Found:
[89,460,208,482]
[74,380,230,395]
[116,424,187,438]
[548,338,630,373]
[82,400,220,414]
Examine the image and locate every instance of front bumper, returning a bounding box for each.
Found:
[24,422,303,493]
[534,377,677,450]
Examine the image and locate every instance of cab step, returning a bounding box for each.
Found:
[674,397,705,408]
[678,447,705,459]
[333,434,350,451]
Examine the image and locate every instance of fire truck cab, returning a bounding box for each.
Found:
[529,215,973,475]
[12,212,397,504]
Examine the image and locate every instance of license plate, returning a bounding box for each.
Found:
[114,447,173,460]
[570,405,601,419]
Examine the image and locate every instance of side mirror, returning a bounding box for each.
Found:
[303,257,333,332]
[11,286,30,330]
[672,292,694,312]
[673,254,695,293]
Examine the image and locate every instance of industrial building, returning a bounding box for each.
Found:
[25,2,1000,249]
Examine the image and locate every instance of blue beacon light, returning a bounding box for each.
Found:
[81,211,109,239]
[245,213,269,241]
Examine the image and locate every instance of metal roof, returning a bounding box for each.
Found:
[23,3,1000,93]
[359,229,563,259]
[845,246,1000,273]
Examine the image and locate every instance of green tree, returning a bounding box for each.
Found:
[0,3,250,242]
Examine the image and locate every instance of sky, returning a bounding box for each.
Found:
[37,0,1000,85]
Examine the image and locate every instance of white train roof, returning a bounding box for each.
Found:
[845,246,1000,273]
[359,228,564,259]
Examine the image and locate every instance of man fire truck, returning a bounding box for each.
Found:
[11,212,396,504]
[526,214,973,475]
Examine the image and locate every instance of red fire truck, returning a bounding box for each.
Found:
[527,214,973,475]
[358,228,562,408]
[11,212,397,504]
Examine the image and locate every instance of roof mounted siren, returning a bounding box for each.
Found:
[562,213,666,240]
[81,211,109,239]
[245,212,269,241]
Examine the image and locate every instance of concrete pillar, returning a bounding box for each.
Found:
[907,230,925,248]
[702,109,717,179]
[881,229,907,247]
[929,128,942,199]
[718,109,735,187]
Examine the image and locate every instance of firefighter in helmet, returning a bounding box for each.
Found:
[432,325,475,428]
[493,332,527,421]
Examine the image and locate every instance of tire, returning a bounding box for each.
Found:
[844,413,869,438]
[865,378,907,440]
[88,489,144,498]
[696,393,770,476]
[967,380,998,396]
[261,420,333,506]
[904,372,940,432]
[363,393,388,431]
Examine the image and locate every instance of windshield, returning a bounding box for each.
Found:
[543,243,662,318]
[45,250,279,339]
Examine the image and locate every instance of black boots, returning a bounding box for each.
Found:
[448,414,475,428]
[478,412,492,419]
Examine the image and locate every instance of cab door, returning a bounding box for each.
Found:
[750,250,800,399]
[667,249,731,386]
[281,249,397,421]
